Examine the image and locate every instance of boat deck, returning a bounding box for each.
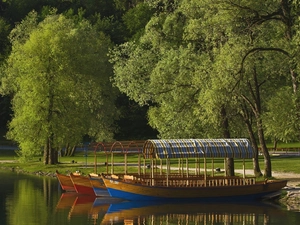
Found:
[105,173,256,188]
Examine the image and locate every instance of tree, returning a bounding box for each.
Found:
[0,17,10,61]
[219,0,300,177]
[122,2,154,41]
[0,11,118,164]
[0,17,11,137]
[110,0,277,177]
[263,86,299,144]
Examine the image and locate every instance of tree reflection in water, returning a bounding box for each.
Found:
[1,171,298,225]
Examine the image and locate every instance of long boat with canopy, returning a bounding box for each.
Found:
[101,139,287,201]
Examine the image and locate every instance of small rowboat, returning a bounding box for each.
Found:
[88,173,110,197]
[70,173,95,196]
[56,170,75,192]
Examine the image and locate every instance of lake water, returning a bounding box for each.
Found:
[1,170,300,225]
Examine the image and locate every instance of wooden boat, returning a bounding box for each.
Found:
[70,173,95,196]
[102,174,287,201]
[89,173,110,197]
[56,170,76,192]
[101,139,288,201]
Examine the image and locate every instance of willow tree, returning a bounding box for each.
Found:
[0,11,118,164]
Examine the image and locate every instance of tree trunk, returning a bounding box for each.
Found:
[220,106,234,176]
[248,128,263,177]
[273,138,278,150]
[252,68,271,177]
[242,67,271,177]
[43,136,58,165]
[290,68,300,139]
[43,144,48,165]
[64,144,76,156]
[240,101,262,177]
[257,118,272,177]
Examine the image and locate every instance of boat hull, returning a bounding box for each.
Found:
[102,177,287,201]
[70,173,95,196]
[56,171,75,192]
[89,175,110,197]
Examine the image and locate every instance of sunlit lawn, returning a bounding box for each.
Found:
[1,148,300,176]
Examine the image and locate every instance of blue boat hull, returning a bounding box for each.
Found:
[103,177,287,202]
[107,187,280,202]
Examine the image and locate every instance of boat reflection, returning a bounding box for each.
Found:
[56,193,287,225]
[100,200,286,225]
[55,193,125,220]
[55,192,79,211]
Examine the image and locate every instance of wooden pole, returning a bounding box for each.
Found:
[243,159,245,179]
[166,158,169,187]
[204,158,207,186]
[160,159,162,175]
[124,153,127,175]
[151,159,154,186]
[212,157,214,177]
[111,152,114,174]
[94,150,97,174]
[106,154,108,174]
[224,159,226,176]
[143,158,146,175]
[186,158,188,177]
[138,153,141,176]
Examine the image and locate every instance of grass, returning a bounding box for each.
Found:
[0,150,17,160]
[268,142,300,148]
[1,149,300,176]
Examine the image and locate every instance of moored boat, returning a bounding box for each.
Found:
[102,174,287,201]
[70,173,95,196]
[101,139,288,201]
[89,173,110,197]
[56,170,76,192]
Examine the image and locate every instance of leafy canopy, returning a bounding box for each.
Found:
[0,11,118,159]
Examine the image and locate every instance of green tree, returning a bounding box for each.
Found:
[0,17,11,136]
[0,11,118,164]
[0,17,10,61]
[111,0,296,178]
[122,2,154,41]
[218,0,300,177]
[263,86,298,145]
[111,1,242,176]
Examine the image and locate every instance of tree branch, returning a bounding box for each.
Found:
[238,47,290,75]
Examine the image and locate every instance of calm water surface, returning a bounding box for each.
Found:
[1,170,300,225]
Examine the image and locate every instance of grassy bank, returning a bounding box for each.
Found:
[1,149,300,177]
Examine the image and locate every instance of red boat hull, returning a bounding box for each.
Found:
[70,173,95,196]
[56,170,75,192]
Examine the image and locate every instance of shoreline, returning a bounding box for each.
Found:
[1,161,300,211]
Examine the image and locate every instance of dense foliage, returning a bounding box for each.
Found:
[110,0,300,177]
[0,1,299,176]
